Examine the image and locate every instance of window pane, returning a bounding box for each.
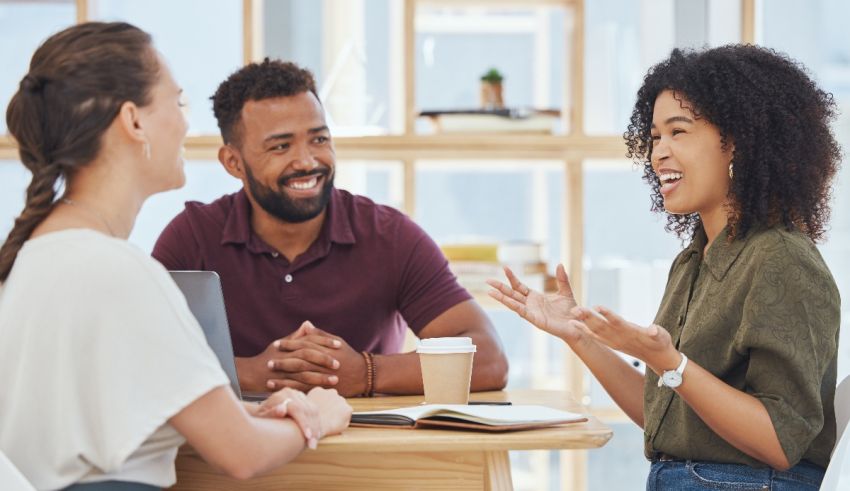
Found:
[89,0,242,136]
[415,5,569,134]
[583,159,680,410]
[582,160,675,488]
[262,0,401,136]
[0,1,76,134]
[415,159,567,387]
[130,161,241,252]
[758,0,850,380]
[415,160,564,265]
[584,0,741,135]
[336,160,403,211]
[583,159,680,321]
[490,308,566,391]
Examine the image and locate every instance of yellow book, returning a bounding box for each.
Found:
[440,243,499,263]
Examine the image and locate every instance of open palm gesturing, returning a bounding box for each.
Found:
[486,264,581,343]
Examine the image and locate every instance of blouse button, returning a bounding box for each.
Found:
[284,274,293,283]
[271,252,279,258]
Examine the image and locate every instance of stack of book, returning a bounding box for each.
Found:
[441,241,554,294]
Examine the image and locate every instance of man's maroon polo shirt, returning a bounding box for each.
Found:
[152,188,472,357]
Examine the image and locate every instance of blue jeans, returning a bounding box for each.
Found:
[647,460,824,490]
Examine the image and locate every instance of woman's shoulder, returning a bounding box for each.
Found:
[743,226,837,296]
[744,226,825,266]
[26,228,149,262]
[20,229,173,290]
[15,230,207,339]
[748,225,812,246]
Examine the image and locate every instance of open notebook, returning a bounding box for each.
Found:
[351,404,587,432]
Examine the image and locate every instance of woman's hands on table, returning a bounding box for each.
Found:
[256,386,352,449]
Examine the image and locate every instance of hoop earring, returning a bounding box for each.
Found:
[142,141,152,160]
[728,163,734,180]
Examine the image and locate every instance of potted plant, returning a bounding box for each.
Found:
[480,67,504,109]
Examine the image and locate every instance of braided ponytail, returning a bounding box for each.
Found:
[0,22,158,282]
[0,165,62,281]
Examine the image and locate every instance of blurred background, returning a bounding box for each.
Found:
[2,1,849,489]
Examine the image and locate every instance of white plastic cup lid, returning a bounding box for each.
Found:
[416,336,477,354]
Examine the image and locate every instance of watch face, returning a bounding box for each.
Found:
[662,371,682,388]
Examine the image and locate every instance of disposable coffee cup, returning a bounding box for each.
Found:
[416,337,477,404]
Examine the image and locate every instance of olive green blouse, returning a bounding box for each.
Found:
[644,225,840,469]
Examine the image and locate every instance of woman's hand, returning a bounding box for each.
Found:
[255,387,351,449]
[255,387,323,449]
[570,306,680,372]
[487,264,585,345]
[306,387,353,440]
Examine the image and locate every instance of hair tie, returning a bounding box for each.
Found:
[20,74,44,93]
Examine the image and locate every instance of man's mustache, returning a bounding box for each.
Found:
[278,166,331,187]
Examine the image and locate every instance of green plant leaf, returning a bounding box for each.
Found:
[480,67,504,82]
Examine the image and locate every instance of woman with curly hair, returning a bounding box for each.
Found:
[489,44,840,489]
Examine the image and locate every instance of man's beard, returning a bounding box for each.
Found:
[243,161,334,224]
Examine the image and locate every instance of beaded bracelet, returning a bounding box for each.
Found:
[361,351,375,397]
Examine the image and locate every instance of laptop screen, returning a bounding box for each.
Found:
[168,270,243,400]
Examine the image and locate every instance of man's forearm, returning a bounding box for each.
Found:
[372,352,424,395]
[465,329,509,391]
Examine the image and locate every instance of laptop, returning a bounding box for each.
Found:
[169,270,267,402]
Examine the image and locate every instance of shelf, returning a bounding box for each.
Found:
[332,134,625,160]
[0,134,626,161]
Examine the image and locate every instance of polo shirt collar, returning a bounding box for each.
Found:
[702,224,751,281]
[324,188,356,246]
[220,188,356,252]
[221,189,254,247]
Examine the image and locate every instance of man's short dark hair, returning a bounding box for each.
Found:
[211,58,318,146]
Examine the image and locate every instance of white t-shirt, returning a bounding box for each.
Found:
[0,229,229,490]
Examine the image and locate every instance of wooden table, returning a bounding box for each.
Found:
[172,389,612,490]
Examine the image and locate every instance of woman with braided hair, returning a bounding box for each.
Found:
[489,44,840,489]
[0,22,351,491]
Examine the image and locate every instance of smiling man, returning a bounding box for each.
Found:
[152,59,508,397]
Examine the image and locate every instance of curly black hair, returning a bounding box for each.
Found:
[211,58,318,146]
[624,45,841,242]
